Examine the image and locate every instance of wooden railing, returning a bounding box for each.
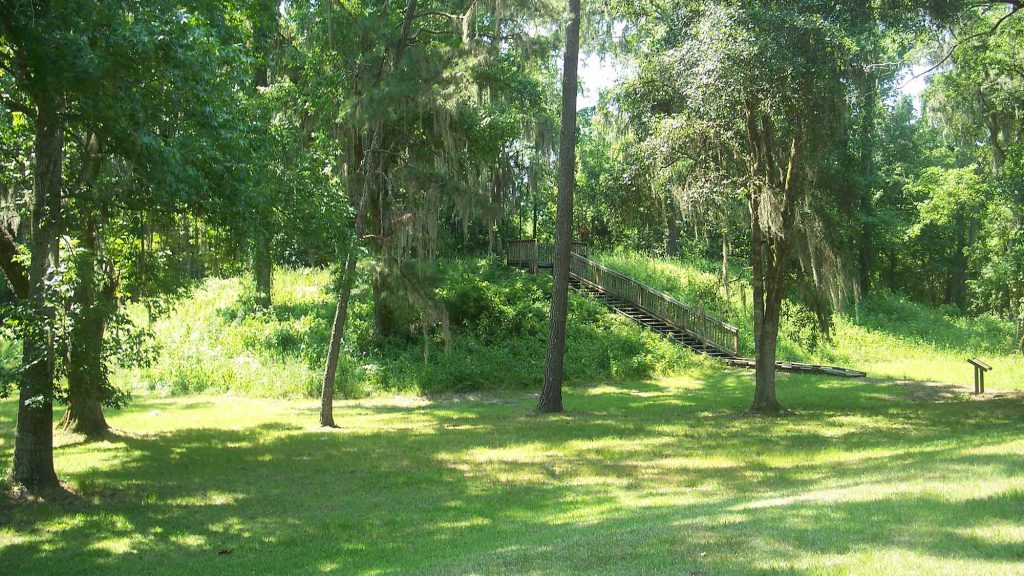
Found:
[569,253,740,355]
[506,240,588,270]
[505,240,740,355]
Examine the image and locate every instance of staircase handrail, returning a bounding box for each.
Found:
[570,253,740,355]
[506,240,588,268]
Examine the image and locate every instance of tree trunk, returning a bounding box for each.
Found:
[985,76,1006,174]
[531,184,539,240]
[320,249,359,427]
[58,391,108,437]
[1016,316,1023,354]
[887,249,897,292]
[372,274,387,338]
[488,178,500,255]
[180,216,193,278]
[721,232,730,302]
[744,105,793,415]
[665,195,679,257]
[319,169,373,426]
[857,77,877,298]
[192,218,201,277]
[858,191,873,297]
[13,94,63,490]
[59,211,111,437]
[254,231,272,307]
[1016,310,1023,353]
[1010,292,1023,353]
[136,217,147,297]
[538,0,581,414]
[248,3,278,305]
[748,193,782,414]
[947,215,971,308]
[751,280,784,414]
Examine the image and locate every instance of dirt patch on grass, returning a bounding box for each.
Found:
[431,391,532,406]
[3,481,83,511]
[890,380,970,401]
[884,379,1024,401]
[352,391,530,410]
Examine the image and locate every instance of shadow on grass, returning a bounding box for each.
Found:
[1,372,1022,574]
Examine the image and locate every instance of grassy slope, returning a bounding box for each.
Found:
[2,373,1023,575]
[116,260,705,399]
[6,252,1020,397]
[593,251,1024,391]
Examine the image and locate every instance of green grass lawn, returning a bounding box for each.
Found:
[3,370,1023,575]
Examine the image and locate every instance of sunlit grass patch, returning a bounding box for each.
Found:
[3,355,1024,575]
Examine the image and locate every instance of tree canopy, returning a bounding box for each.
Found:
[1,0,1022,488]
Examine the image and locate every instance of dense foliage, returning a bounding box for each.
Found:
[1,0,1021,488]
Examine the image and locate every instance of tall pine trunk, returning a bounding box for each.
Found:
[13,94,63,490]
[857,71,877,298]
[538,0,581,414]
[319,174,373,427]
[320,250,358,427]
[721,231,730,302]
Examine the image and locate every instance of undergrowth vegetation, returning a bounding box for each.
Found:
[0,338,17,388]
[119,258,701,398]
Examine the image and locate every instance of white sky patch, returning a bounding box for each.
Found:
[900,65,929,98]
[896,62,933,113]
[575,53,934,112]
[577,53,626,109]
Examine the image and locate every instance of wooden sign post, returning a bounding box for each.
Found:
[967,358,992,394]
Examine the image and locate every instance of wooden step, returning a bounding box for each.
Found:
[566,261,864,377]
[571,273,735,362]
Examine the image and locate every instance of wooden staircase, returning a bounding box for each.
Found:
[507,240,867,379]
[569,276,737,360]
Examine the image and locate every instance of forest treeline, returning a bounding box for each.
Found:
[1,0,1022,489]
